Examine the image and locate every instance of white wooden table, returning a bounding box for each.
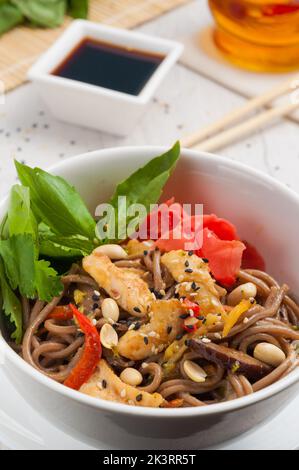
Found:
[0,0,299,451]
[1,0,298,200]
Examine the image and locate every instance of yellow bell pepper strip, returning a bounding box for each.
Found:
[222,299,252,337]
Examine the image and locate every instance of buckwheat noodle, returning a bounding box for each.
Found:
[7,248,299,407]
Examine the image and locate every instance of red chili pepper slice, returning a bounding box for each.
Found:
[64,304,102,390]
[47,305,73,321]
[182,322,198,333]
[181,298,201,316]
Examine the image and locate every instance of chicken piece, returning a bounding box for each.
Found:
[80,359,164,407]
[117,299,185,360]
[126,239,154,256]
[161,250,224,316]
[83,251,153,316]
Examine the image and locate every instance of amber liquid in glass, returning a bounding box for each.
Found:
[209,0,299,72]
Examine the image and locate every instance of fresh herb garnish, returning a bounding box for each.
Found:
[108,141,180,240]
[0,144,181,344]
[0,0,89,37]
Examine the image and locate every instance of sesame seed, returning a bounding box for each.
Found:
[151,345,156,353]
[202,258,209,263]
[185,268,193,273]
[133,306,141,313]
[94,290,101,296]
[102,380,107,389]
[188,251,193,256]
[143,250,148,256]
[179,313,189,319]
[136,394,143,402]
[191,282,197,290]
[214,333,222,339]
[185,339,191,347]
[176,333,184,341]
[92,294,100,301]
[143,337,149,345]
[243,317,249,324]
[92,319,97,326]
[120,389,126,398]
[97,381,103,390]
[141,362,147,369]
[178,274,184,282]
[185,260,189,267]
[128,324,135,331]
[93,303,99,310]
[202,338,211,343]
[159,289,166,296]
[151,293,157,300]
[133,322,141,331]
[167,326,172,334]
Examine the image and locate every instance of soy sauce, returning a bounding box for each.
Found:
[53,38,164,96]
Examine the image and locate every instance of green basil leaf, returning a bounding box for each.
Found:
[39,223,93,258]
[8,185,37,238]
[0,2,23,36]
[15,160,96,240]
[68,0,88,18]
[11,0,66,28]
[108,142,180,240]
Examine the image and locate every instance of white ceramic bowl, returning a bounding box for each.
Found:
[28,21,183,136]
[1,146,299,450]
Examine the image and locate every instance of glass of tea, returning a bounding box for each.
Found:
[208,0,299,72]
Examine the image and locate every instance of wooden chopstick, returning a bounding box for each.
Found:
[181,76,299,153]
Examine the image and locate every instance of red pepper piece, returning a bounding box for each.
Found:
[47,305,73,321]
[181,298,201,316]
[64,304,102,390]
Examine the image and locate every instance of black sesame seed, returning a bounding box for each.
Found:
[118,320,127,325]
[92,294,100,302]
[102,380,107,389]
[188,251,193,256]
[92,303,99,310]
[143,250,148,256]
[198,315,205,321]
[179,313,189,319]
[185,268,193,273]
[250,298,255,304]
[185,339,191,347]
[191,281,197,290]
[195,286,201,291]
[176,333,184,341]
[153,290,163,299]
[167,326,172,334]
[185,260,189,267]
[133,306,141,313]
[143,337,149,345]
[133,322,141,331]
[202,258,209,263]
[136,394,143,402]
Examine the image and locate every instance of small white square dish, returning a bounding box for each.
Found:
[28,20,183,136]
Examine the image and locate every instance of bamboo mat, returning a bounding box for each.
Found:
[0,0,191,93]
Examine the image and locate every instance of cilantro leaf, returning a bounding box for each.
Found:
[15,160,96,240]
[0,258,22,344]
[35,259,63,302]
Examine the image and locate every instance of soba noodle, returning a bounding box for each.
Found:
[9,248,299,407]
